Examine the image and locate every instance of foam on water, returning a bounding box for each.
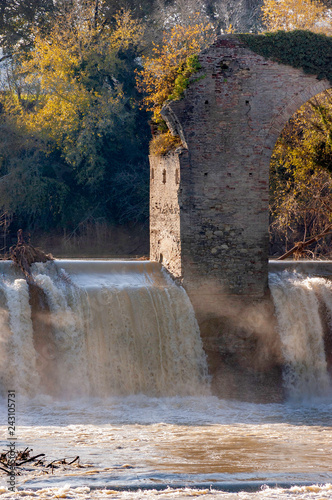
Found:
[1,260,332,496]
[1,484,332,499]
[1,259,332,401]
[0,260,209,398]
[269,270,332,400]
[0,277,40,395]
[0,394,332,494]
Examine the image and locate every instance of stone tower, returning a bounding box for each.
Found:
[149,35,331,397]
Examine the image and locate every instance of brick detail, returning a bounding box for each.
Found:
[150,34,331,307]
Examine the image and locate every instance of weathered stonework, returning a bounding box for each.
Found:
[149,35,331,399]
[150,153,183,278]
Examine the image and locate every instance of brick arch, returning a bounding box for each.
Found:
[150,35,331,307]
[261,80,331,165]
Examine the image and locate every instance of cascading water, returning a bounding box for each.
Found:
[1,260,332,498]
[269,267,332,400]
[0,260,209,398]
[1,259,332,400]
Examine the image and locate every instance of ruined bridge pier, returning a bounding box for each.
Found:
[149,35,331,396]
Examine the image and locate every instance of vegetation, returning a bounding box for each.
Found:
[149,132,182,156]
[0,1,217,245]
[255,0,332,256]
[1,0,332,257]
[269,90,332,256]
[261,0,330,33]
[137,21,213,125]
[239,30,332,85]
[137,18,214,155]
[0,3,151,242]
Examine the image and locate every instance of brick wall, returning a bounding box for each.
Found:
[151,35,330,300]
[149,35,330,399]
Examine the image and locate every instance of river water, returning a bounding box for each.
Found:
[0,260,331,499]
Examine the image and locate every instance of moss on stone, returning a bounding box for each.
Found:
[167,54,202,101]
[238,30,332,85]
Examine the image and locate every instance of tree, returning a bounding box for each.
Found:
[261,0,332,34]
[0,0,56,55]
[0,6,150,232]
[0,0,160,56]
[0,105,71,231]
[19,8,143,182]
[137,16,214,154]
[260,0,332,256]
[270,91,332,256]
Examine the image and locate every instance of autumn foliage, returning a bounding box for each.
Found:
[19,9,144,165]
[137,17,215,140]
[261,0,331,34]
[0,6,151,234]
[258,0,332,255]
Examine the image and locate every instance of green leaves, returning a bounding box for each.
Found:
[239,31,332,85]
[0,7,150,231]
[168,54,202,101]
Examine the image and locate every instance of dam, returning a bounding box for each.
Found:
[0,260,208,399]
[0,258,331,401]
[1,32,332,499]
[0,258,332,497]
[0,28,331,499]
[0,259,331,497]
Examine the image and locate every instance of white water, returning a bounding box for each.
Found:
[0,394,332,498]
[269,270,332,400]
[0,260,209,398]
[0,260,332,499]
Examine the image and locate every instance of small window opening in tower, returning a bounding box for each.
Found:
[175,169,179,185]
[162,169,166,184]
[151,168,154,181]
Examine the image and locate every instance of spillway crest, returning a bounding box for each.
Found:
[0,261,209,398]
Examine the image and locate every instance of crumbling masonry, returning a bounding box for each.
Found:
[149,35,331,398]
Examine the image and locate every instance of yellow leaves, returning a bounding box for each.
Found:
[109,10,144,51]
[13,9,143,156]
[261,0,332,34]
[22,33,79,93]
[24,90,85,146]
[137,16,214,125]
[149,131,182,156]
[270,90,332,249]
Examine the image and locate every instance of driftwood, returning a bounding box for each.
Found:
[277,225,332,260]
[9,229,53,283]
[16,454,45,467]
[0,448,83,476]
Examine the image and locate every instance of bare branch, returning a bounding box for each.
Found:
[277,225,332,260]
[0,54,13,63]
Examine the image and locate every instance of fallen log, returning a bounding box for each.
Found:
[277,225,332,260]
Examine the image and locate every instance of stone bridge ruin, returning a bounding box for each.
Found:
[149,34,331,397]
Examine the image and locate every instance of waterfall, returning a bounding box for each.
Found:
[269,270,332,400]
[0,260,209,398]
[1,259,332,401]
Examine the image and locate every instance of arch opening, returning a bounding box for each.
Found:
[150,35,332,299]
[268,88,332,259]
